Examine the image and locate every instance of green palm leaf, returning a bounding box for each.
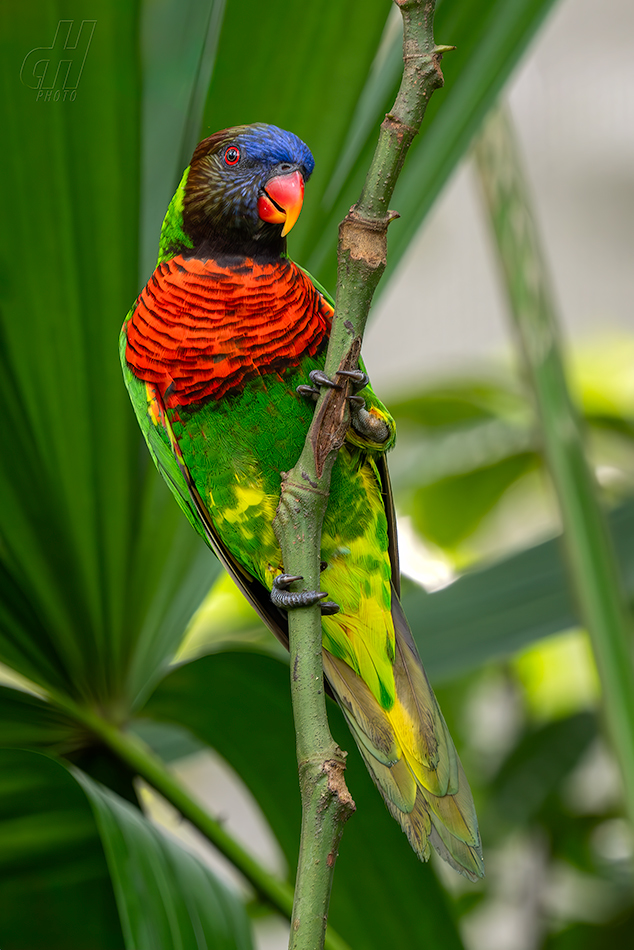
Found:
[0,748,253,950]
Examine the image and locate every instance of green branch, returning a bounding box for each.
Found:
[272,3,449,949]
[473,105,634,824]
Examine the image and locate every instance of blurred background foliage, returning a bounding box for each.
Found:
[1,0,633,948]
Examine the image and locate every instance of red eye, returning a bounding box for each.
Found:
[224,146,240,165]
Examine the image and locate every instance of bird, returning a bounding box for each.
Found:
[120,122,483,881]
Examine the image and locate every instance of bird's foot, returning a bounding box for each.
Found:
[336,372,391,441]
[296,369,388,443]
[271,573,340,615]
[296,369,342,400]
[333,370,389,442]
[296,368,369,401]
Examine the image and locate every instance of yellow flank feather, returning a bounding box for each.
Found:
[223,484,270,528]
[212,475,280,566]
[321,535,396,711]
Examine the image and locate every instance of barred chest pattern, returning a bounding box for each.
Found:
[126,254,332,407]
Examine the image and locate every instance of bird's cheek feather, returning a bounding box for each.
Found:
[257,170,304,236]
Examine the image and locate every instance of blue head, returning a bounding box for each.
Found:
[181,123,315,258]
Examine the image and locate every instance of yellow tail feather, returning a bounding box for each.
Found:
[323,592,484,881]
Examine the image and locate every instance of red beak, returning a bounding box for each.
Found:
[257,170,304,236]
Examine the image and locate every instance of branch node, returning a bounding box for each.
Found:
[383,113,419,138]
[323,760,356,812]
[339,215,388,269]
[342,210,391,232]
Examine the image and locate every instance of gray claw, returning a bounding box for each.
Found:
[320,601,340,615]
[348,395,365,409]
[336,369,369,392]
[296,384,320,400]
[297,370,342,401]
[297,369,367,403]
[274,574,304,589]
[271,573,333,611]
[309,369,341,390]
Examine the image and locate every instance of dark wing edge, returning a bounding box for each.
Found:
[377,454,400,598]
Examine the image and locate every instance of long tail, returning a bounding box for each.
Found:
[322,589,484,881]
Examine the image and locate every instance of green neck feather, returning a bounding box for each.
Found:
[157,168,194,265]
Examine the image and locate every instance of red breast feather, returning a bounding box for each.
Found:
[126,255,332,407]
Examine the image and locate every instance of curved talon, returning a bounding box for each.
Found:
[336,369,369,392]
[271,572,334,611]
[296,383,320,400]
[273,574,304,589]
[320,600,340,615]
[298,368,369,406]
[271,586,328,610]
[309,369,341,390]
[297,370,341,401]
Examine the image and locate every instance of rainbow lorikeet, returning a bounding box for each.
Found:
[120,123,483,880]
